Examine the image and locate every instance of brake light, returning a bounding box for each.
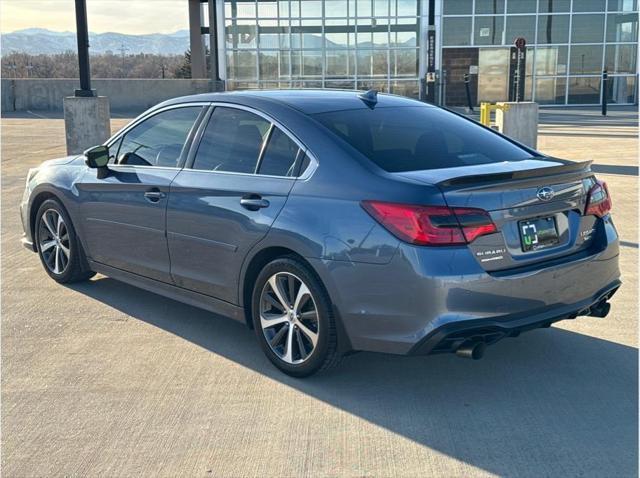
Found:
[585,180,612,218]
[361,201,497,246]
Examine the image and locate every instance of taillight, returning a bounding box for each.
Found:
[361,201,497,246]
[585,180,612,218]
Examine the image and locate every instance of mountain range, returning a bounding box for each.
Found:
[1,28,191,56]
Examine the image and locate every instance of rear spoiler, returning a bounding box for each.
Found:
[436,159,593,188]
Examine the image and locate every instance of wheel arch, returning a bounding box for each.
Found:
[240,246,316,329]
[29,190,60,247]
[240,244,353,354]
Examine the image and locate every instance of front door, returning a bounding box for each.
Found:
[167,105,306,303]
[76,105,204,282]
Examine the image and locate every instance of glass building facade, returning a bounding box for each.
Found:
[218,0,638,105]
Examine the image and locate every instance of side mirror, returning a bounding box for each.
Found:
[84,145,110,169]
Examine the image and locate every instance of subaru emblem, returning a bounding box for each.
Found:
[537,187,555,201]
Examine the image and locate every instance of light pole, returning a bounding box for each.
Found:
[74,0,94,96]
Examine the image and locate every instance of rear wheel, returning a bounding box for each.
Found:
[35,199,95,283]
[252,257,340,377]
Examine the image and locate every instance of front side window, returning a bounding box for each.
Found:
[313,106,533,172]
[193,107,270,173]
[116,107,202,167]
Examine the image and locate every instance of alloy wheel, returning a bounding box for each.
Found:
[259,272,319,364]
[38,208,70,275]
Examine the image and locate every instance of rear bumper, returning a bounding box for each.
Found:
[309,219,620,356]
[408,279,621,355]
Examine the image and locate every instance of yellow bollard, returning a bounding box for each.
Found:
[479,102,510,127]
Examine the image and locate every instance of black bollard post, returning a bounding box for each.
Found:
[602,69,608,116]
[464,73,474,112]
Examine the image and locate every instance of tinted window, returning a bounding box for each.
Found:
[117,107,201,167]
[193,107,270,173]
[313,107,532,172]
[258,128,300,176]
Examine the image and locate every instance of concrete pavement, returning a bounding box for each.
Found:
[1,107,638,477]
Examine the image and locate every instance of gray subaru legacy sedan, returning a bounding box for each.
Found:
[20,90,620,376]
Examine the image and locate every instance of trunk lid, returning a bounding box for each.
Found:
[397,159,600,272]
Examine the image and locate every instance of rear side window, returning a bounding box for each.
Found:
[258,128,300,177]
[193,107,270,173]
[313,106,532,172]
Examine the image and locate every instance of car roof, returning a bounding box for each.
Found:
[158,89,433,115]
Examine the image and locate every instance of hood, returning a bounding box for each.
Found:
[41,155,83,168]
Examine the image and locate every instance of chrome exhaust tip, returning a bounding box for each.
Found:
[456,341,486,360]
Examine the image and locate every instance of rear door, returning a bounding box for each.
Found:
[167,104,308,303]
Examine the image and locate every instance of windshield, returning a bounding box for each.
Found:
[312,106,533,172]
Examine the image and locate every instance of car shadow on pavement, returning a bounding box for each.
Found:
[69,277,638,477]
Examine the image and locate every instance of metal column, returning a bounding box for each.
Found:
[188,0,207,78]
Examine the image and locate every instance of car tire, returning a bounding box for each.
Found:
[252,257,340,377]
[35,198,95,284]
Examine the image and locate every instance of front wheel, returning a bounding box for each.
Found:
[252,257,340,377]
[35,199,95,283]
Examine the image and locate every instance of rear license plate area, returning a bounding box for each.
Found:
[519,216,559,252]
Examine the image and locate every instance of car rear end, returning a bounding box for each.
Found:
[309,99,620,358]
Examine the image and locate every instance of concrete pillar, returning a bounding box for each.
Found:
[495,101,539,149]
[63,96,111,154]
[189,0,207,79]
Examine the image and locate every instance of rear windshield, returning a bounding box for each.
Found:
[312,106,533,172]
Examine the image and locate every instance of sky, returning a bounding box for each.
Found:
[1,0,189,34]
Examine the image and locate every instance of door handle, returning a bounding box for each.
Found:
[144,189,166,202]
[240,196,270,211]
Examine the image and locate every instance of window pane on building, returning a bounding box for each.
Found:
[397,0,418,15]
[535,77,567,104]
[505,15,536,45]
[537,15,570,44]
[570,44,604,74]
[535,46,568,75]
[259,52,280,79]
[357,0,372,16]
[606,13,639,42]
[573,0,607,11]
[258,1,278,17]
[568,77,601,104]
[227,51,258,79]
[605,44,637,73]
[301,50,323,76]
[571,14,605,43]
[538,0,570,13]
[443,17,472,46]
[442,0,473,15]
[325,0,349,16]
[474,16,504,45]
[475,0,505,14]
[507,0,537,13]
[607,0,638,11]
[300,1,322,16]
[391,49,418,76]
[606,75,636,103]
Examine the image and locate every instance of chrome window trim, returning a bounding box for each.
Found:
[187,101,319,180]
[104,102,211,151]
